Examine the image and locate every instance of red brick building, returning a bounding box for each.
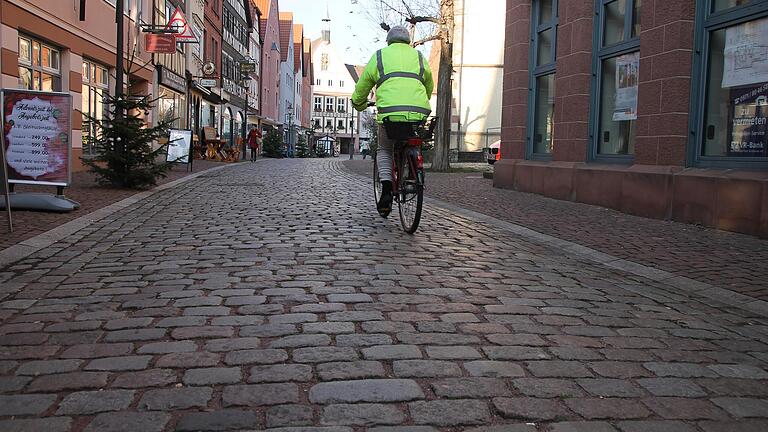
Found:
[495,0,768,238]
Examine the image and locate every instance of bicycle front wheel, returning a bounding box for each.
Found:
[398,149,424,234]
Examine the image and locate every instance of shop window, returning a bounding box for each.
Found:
[693,0,768,166]
[591,0,641,158]
[18,36,61,91]
[527,0,558,157]
[222,107,232,146]
[158,87,186,129]
[81,60,109,156]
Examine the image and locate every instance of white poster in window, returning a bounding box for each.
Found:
[613,52,640,122]
[722,16,768,88]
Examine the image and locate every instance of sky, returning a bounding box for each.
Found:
[276,0,433,67]
[277,0,386,65]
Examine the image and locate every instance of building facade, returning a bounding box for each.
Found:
[247,4,261,128]
[496,0,768,238]
[0,0,154,172]
[220,0,251,153]
[200,0,224,137]
[451,0,506,153]
[301,37,313,131]
[278,12,295,155]
[310,24,359,156]
[255,0,281,134]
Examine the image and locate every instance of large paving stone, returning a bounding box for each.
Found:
[321,403,405,426]
[309,379,424,403]
[57,390,135,415]
[84,412,169,432]
[0,393,57,416]
[317,361,386,380]
[138,387,212,410]
[223,383,299,406]
[175,409,258,431]
[409,399,491,426]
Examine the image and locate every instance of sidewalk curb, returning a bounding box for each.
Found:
[0,162,247,269]
[339,161,768,318]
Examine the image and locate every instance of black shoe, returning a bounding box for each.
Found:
[377,181,393,218]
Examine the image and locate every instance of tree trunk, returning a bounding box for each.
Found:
[431,0,454,172]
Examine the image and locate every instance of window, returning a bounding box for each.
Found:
[316,79,321,85]
[18,36,61,91]
[692,1,768,166]
[158,87,186,129]
[591,0,641,158]
[106,0,132,15]
[81,60,109,156]
[328,79,333,87]
[326,96,334,112]
[528,0,558,156]
[338,119,345,130]
[321,53,329,71]
[314,96,323,112]
[337,98,346,113]
[340,80,345,88]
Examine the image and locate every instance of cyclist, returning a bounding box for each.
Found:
[352,25,434,216]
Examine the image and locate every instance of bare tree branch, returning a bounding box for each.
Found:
[412,33,440,46]
[407,15,441,25]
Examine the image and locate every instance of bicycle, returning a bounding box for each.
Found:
[373,116,437,234]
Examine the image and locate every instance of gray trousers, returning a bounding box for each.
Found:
[377,124,395,182]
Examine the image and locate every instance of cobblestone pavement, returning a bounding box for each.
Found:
[1,160,228,250]
[1,158,767,432]
[344,160,768,302]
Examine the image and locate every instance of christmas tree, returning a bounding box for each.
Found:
[82,93,175,189]
[295,134,309,158]
[262,129,283,158]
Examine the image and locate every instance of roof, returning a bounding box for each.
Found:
[303,38,312,80]
[293,24,304,74]
[278,12,293,62]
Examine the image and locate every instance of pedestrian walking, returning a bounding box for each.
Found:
[360,140,370,159]
[247,126,261,162]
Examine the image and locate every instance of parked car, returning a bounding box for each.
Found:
[487,140,501,164]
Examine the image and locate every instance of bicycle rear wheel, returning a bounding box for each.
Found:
[397,149,424,234]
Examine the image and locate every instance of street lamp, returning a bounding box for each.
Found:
[285,105,294,157]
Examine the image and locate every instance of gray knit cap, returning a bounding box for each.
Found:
[386,25,411,45]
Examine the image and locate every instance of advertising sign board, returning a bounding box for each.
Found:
[2,89,72,186]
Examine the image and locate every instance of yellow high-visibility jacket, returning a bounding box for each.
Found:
[351,42,434,123]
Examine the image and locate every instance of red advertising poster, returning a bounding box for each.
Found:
[2,89,72,186]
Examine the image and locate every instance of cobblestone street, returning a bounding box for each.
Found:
[1,159,767,432]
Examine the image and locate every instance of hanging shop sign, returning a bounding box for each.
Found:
[145,33,177,54]
[165,7,197,43]
[2,89,72,186]
[722,16,768,88]
[613,51,640,122]
[158,66,187,94]
[167,129,193,164]
[239,63,256,74]
[728,83,768,157]
[199,78,218,88]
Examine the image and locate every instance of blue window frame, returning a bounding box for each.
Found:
[689,0,768,169]
[589,0,641,162]
[527,0,558,158]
